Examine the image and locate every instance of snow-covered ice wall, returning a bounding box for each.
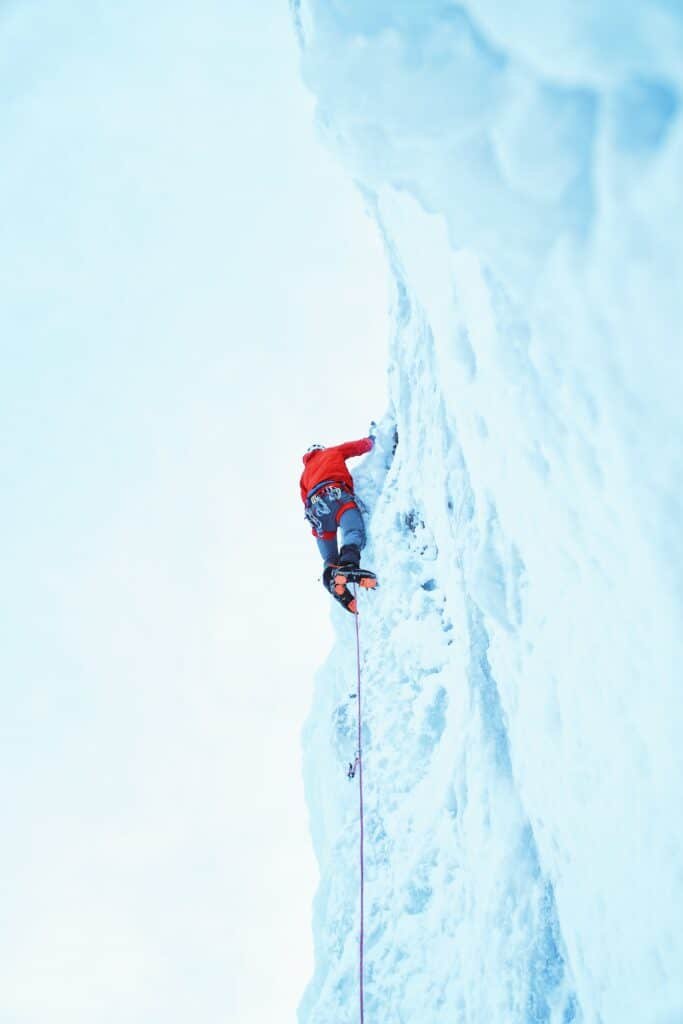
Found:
[294,4,683,1022]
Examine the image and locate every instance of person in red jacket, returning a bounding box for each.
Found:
[300,435,374,612]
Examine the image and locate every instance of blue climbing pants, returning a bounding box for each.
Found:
[304,484,366,564]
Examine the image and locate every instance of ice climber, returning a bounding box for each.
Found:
[300,435,377,613]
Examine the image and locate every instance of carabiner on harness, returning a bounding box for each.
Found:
[304,506,323,531]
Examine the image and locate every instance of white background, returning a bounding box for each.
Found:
[0,1,388,1020]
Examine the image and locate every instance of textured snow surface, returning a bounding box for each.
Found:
[296,4,683,1023]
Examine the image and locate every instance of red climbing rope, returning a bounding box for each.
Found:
[353,583,365,1024]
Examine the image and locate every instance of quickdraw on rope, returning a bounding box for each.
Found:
[352,582,366,1024]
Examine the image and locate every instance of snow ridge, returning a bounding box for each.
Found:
[301,251,578,1023]
[296,4,683,1022]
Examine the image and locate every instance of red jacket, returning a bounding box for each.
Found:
[300,438,373,503]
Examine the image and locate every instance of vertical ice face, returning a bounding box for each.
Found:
[296,5,683,1023]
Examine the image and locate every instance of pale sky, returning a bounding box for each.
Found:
[0,1,389,1021]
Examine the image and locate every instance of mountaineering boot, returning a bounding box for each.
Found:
[332,544,363,594]
[338,544,361,569]
[323,562,348,597]
[334,566,378,590]
[334,587,358,615]
[322,563,358,614]
[333,543,378,592]
[322,564,335,593]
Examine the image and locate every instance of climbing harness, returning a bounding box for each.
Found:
[311,484,342,504]
[304,484,357,541]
